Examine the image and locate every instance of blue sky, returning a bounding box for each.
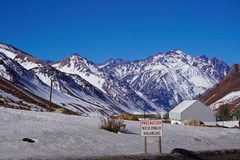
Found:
[1,0,240,66]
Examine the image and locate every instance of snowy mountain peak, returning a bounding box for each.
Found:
[53,53,99,75]
[167,49,185,55]
[171,49,184,54]
[63,53,86,65]
[68,53,90,63]
[70,53,79,57]
[52,53,109,94]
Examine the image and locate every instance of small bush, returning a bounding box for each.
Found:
[100,116,125,133]
[218,104,231,121]
[53,108,68,114]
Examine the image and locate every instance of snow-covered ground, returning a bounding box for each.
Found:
[0,107,239,159]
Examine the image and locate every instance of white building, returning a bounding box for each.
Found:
[169,100,216,125]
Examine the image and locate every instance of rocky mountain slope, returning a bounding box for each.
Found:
[199,64,240,113]
[52,54,162,112]
[100,50,229,110]
[0,43,127,115]
[0,42,230,115]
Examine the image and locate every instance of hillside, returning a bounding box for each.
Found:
[0,43,128,116]
[200,64,240,112]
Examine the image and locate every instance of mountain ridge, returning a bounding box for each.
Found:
[0,43,129,116]
[0,42,230,115]
[99,50,229,109]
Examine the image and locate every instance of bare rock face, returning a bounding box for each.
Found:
[228,64,240,75]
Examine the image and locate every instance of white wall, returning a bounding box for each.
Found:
[181,101,216,122]
[169,112,181,121]
[170,121,239,128]
[217,121,239,128]
[204,122,217,126]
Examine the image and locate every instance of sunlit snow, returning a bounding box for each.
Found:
[17,60,39,70]
[53,60,106,93]
[210,91,240,110]
[0,48,17,59]
[0,65,11,81]
[0,107,239,159]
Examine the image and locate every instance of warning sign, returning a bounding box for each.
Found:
[140,120,162,137]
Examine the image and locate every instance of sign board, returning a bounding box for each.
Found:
[140,120,162,137]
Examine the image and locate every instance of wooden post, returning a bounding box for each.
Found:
[144,137,147,154]
[159,136,162,154]
[48,79,54,111]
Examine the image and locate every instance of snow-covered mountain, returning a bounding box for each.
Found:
[52,54,106,93]
[52,54,163,113]
[0,42,230,114]
[100,50,229,110]
[0,43,127,115]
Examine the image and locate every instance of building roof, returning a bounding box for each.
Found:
[170,100,198,113]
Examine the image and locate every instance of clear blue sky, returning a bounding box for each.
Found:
[1,0,239,66]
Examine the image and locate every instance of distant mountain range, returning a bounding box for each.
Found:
[0,42,231,115]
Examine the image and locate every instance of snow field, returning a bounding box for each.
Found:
[0,107,239,159]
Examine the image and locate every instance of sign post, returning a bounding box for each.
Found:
[140,120,162,154]
[159,136,162,154]
[144,137,147,154]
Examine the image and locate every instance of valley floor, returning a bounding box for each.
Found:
[0,107,239,159]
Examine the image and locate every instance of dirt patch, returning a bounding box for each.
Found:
[183,119,204,126]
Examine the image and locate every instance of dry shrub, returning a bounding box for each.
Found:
[100,116,125,133]
[183,119,204,126]
[53,108,67,114]
[117,114,139,121]
[53,108,79,115]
